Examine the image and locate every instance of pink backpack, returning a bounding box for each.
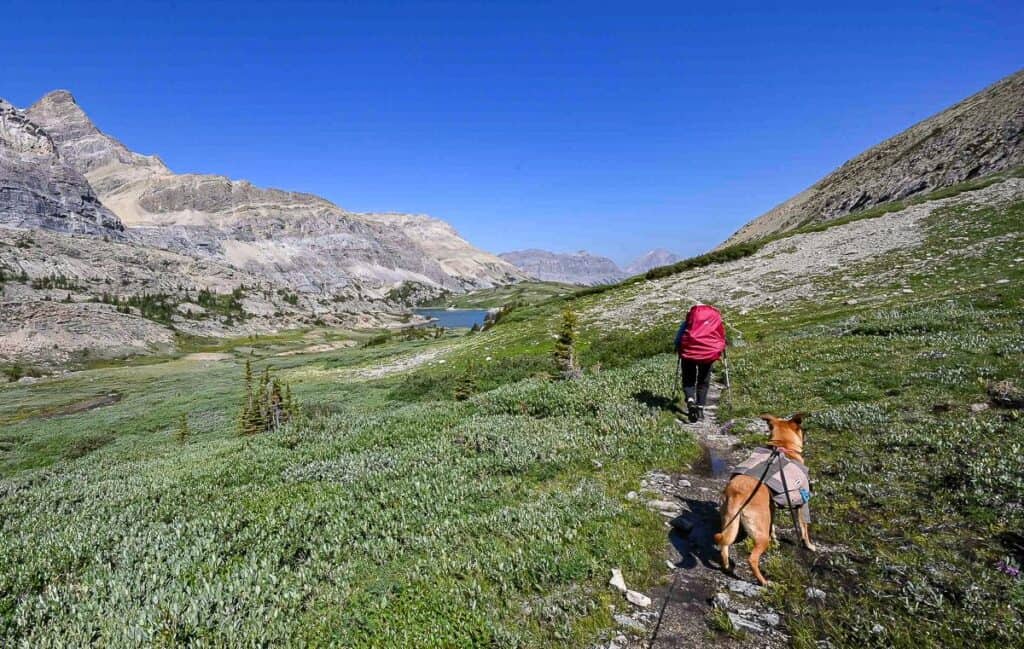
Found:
[678,305,726,362]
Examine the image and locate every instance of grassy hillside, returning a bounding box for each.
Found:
[420,280,580,308]
[1,186,1021,647]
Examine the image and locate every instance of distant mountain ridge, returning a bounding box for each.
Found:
[498,249,625,286]
[625,248,680,275]
[21,90,523,295]
[724,68,1024,245]
[499,248,681,285]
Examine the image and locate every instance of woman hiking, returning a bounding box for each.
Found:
[674,303,727,422]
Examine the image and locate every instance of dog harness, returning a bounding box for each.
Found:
[732,446,812,522]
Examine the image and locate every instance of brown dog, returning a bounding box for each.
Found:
[713,413,814,585]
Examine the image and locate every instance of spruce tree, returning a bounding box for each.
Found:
[454,363,476,401]
[553,308,580,379]
[175,413,190,443]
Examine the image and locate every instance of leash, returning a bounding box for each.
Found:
[646,570,681,649]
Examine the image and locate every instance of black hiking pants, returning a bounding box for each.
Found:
[681,359,713,406]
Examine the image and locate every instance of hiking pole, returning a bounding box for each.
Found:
[722,349,731,391]
[674,356,681,398]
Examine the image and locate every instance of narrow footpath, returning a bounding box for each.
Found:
[603,381,788,649]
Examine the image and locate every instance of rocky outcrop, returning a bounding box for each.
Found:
[0,301,175,366]
[499,249,626,286]
[23,90,523,293]
[724,68,1024,246]
[0,226,408,366]
[0,97,123,236]
[624,249,680,275]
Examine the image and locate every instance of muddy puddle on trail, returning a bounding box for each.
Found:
[692,442,730,478]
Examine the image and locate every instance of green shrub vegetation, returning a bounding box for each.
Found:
[0,185,1020,647]
[30,273,82,290]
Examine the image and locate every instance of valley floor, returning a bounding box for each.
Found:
[1,178,1022,647]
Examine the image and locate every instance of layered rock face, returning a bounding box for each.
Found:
[625,248,680,275]
[1,90,522,366]
[0,98,123,236]
[725,68,1024,245]
[499,249,626,286]
[24,90,522,293]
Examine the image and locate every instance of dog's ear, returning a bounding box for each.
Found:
[760,414,777,430]
[790,412,805,426]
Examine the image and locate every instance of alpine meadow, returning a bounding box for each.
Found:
[2,7,1023,649]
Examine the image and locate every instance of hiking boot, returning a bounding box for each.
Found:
[686,398,699,423]
[697,406,706,421]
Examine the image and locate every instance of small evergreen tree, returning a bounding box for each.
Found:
[237,361,296,435]
[175,413,190,443]
[454,364,476,401]
[553,308,580,379]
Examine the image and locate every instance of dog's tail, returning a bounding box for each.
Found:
[714,498,743,547]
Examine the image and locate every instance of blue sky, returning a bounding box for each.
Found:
[5,1,1022,264]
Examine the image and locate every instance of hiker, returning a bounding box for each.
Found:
[674,303,726,422]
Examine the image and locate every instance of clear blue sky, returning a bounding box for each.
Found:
[5,1,1022,264]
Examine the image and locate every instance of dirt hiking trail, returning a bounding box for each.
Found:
[606,379,789,648]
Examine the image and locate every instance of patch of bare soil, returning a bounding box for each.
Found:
[344,346,454,380]
[275,340,357,356]
[182,352,234,361]
[40,392,122,419]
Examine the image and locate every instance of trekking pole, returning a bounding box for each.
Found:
[674,356,681,398]
[722,349,731,391]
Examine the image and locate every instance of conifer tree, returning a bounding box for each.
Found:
[553,308,580,379]
[175,413,190,443]
[454,363,476,401]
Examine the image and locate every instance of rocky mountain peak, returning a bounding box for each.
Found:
[0,96,124,236]
[724,68,1024,246]
[8,90,522,294]
[625,248,680,275]
[27,90,170,179]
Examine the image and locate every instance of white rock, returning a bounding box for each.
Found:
[646,499,678,511]
[609,569,627,593]
[613,613,646,633]
[762,612,780,627]
[678,479,692,488]
[625,590,651,608]
[625,491,638,501]
[872,623,884,634]
[728,612,765,633]
[713,592,731,609]
[726,578,764,597]
[806,587,827,601]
